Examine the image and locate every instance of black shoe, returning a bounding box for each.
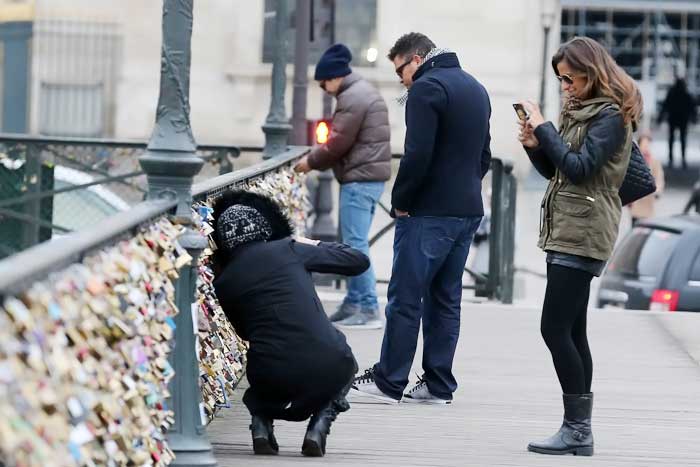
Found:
[250,415,279,455]
[528,393,594,456]
[301,402,340,457]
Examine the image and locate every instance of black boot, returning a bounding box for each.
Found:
[528,393,594,456]
[301,402,340,457]
[249,415,279,455]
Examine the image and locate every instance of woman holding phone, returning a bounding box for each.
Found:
[517,37,642,456]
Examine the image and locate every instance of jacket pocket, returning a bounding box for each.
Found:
[550,192,594,245]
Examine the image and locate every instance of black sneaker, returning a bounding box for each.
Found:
[350,368,399,404]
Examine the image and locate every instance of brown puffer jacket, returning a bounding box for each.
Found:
[307,72,391,183]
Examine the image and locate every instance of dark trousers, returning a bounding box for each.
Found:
[244,353,357,421]
[668,122,688,167]
[374,215,482,400]
[541,264,594,394]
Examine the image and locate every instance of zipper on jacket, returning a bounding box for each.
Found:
[542,169,558,244]
[558,191,595,203]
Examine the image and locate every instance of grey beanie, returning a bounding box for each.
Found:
[215,204,273,252]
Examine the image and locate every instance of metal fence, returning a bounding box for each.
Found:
[0,146,309,465]
[326,155,518,304]
[0,134,240,259]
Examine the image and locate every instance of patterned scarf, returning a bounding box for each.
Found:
[397,47,453,106]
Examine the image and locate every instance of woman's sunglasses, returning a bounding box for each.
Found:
[556,73,583,85]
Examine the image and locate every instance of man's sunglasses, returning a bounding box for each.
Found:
[556,73,583,85]
[395,57,413,79]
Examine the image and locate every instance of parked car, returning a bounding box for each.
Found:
[597,215,700,312]
[53,166,130,233]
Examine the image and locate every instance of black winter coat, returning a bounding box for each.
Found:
[213,238,369,420]
[392,52,491,217]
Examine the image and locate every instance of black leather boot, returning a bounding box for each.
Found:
[301,402,340,457]
[249,415,279,455]
[528,393,594,456]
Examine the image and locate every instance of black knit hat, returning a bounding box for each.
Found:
[314,43,352,81]
[212,190,294,256]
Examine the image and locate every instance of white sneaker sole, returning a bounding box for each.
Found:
[349,387,399,404]
[335,321,383,330]
[401,396,452,405]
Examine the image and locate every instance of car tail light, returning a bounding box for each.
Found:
[650,289,679,312]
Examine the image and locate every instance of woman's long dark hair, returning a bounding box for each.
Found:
[552,37,643,126]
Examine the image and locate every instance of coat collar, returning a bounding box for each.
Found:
[413,52,461,82]
[566,96,617,122]
[338,72,361,95]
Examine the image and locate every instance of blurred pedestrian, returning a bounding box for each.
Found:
[518,36,643,456]
[212,190,369,457]
[351,32,491,405]
[683,181,700,214]
[295,43,391,329]
[629,133,665,225]
[657,77,696,169]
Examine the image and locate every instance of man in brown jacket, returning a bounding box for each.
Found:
[295,43,391,329]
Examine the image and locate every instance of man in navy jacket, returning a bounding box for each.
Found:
[352,32,491,404]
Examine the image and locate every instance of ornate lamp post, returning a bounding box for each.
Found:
[263,0,292,158]
[138,1,216,465]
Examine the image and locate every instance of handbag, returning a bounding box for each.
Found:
[618,141,656,206]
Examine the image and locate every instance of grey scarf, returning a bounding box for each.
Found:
[397,47,453,106]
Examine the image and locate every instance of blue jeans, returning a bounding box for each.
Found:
[374,215,482,400]
[339,181,385,311]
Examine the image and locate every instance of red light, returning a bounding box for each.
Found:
[315,121,330,145]
[650,289,679,312]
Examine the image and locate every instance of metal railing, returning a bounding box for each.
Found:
[0,146,305,294]
[0,146,310,465]
[335,155,518,304]
[0,133,240,259]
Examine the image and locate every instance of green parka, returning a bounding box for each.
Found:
[528,97,633,261]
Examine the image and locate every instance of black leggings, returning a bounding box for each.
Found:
[541,264,594,395]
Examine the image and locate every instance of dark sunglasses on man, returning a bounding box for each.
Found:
[395,57,414,79]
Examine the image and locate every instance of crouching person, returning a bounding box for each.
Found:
[211,190,367,457]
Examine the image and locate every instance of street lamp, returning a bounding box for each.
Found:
[262,0,292,159]
[138,1,216,465]
[539,0,557,112]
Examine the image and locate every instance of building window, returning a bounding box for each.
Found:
[262,0,378,67]
[39,83,104,137]
[34,19,122,137]
[560,7,700,96]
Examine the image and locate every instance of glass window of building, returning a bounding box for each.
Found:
[262,0,379,67]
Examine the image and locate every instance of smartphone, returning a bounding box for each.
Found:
[513,103,529,121]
